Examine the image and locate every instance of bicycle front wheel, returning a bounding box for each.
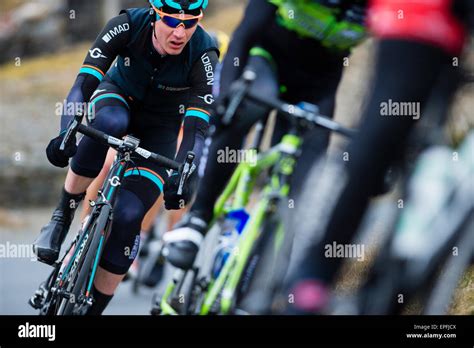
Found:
[233,212,286,314]
[57,205,110,315]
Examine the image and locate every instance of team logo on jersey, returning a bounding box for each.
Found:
[198,94,214,104]
[89,48,107,59]
[201,53,214,86]
[102,23,130,43]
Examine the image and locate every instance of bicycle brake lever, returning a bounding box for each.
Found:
[60,113,83,151]
[177,151,196,196]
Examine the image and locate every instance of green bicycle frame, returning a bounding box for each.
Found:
[159,133,302,315]
[203,133,301,314]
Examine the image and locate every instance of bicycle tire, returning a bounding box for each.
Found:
[187,220,225,314]
[352,215,473,315]
[423,215,474,314]
[58,206,110,315]
[171,269,196,314]
[234,212,283,314]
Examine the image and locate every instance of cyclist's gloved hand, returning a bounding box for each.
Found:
[213,76,248,128]
[46,133,77,168]
[211,96,228,129]
[163,169,197,210]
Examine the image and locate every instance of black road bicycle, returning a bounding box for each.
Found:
[29,113,195,315]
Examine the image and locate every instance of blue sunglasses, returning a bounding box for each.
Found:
[155,8,203,29]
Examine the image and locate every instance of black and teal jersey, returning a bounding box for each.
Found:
[108,8,218,103]
[59,7,219,166]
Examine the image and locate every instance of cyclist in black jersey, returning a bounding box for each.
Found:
[285,0,474,314]
[164,0,367,271]
[32,0,218,315]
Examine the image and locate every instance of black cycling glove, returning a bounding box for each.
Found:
[46,133,77,168]
[163,170,197,210]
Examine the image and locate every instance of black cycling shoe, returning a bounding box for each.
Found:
[33,208,74,265]
[162,213,207,270]
[33,188,85,265]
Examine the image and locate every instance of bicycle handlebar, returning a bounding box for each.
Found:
[60,114,197,197]
[221,70,357,139]
[75,124,181,171]
[246,90,357,138]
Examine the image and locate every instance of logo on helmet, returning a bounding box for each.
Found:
[149,0,208,12]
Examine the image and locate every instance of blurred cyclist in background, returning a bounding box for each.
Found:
[285,0,474,314]
[163,0,368,272]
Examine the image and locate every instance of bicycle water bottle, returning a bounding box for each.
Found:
[212,209,250,279]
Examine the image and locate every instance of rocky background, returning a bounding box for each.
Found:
[0,0,238,63]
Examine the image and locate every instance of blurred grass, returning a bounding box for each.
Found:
[0,0,23,13]
[0,44,86,78]
[449,266,474,315]
[336,241,474,315]
[201,4,244,35]
[0,44,89,99]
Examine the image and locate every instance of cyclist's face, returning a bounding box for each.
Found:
[152,15,198,55]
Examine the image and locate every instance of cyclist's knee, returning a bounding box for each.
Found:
[91,106,129,137]
[99,190,146,274]
[215,60,277,132]
[113,191,146,229]
[71,106,129,178]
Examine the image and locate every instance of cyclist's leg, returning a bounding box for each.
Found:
[83,125,186,253]
[285,40,453,313]
[126,126,185,280]
[80,148,117,221]
[190,54,279,223]
[164,54,280,270]
[283,72,342,199]
[237,72,342,313]
[88,126,178,314]
[33,81,131,264]
[70,82,131,181]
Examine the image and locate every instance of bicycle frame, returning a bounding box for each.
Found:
[159,133,302,315]
[50,152,132,312]
[31,118,186,315]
